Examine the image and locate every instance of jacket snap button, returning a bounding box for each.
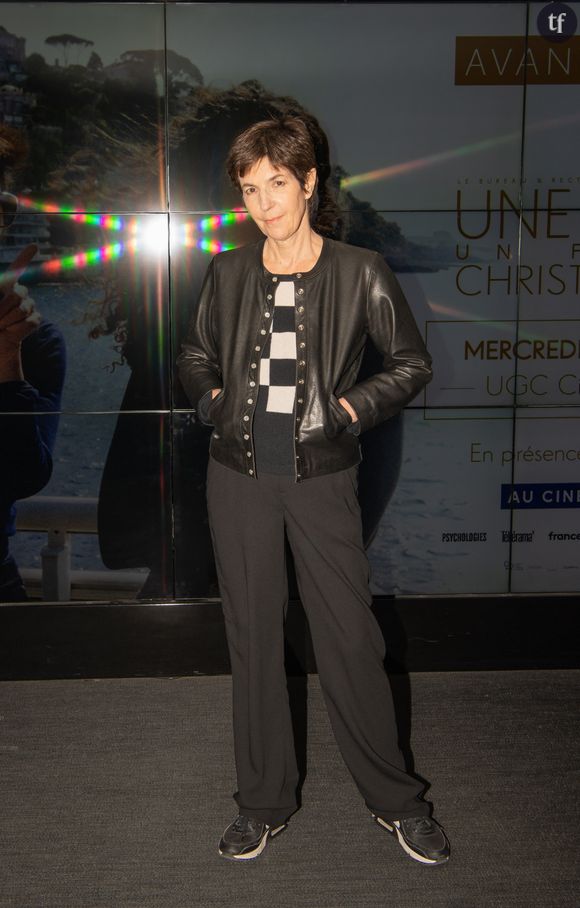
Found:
[243,415,249,422]
[243,433,249,440]
[247,398,253,404]
[251,362,257,369]
[249,469,254,475]
[249,381,256,387]
[264,311,270,318]
[297,288,304,295]
[267,294,272,300]
[247,451,252,457]
[299,342,306,349]
[297,324,304,331]
[296,273,302,278]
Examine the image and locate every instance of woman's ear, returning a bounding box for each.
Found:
[304,168,317,199]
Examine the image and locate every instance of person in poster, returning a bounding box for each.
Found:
[178,117,449,865]
[0,236,66,601]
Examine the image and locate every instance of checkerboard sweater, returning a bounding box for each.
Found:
[252,276,297,475]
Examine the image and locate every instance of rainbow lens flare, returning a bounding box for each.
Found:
[40,242,124,275]
[181,211,249,253]
[341,112,580,190]
[12,198,250,277]
[18,197,123,231]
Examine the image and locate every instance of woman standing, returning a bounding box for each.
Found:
[178,117,449,866]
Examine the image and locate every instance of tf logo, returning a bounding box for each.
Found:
[537,2,578,41]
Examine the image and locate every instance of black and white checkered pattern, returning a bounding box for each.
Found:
[259,280,297,414]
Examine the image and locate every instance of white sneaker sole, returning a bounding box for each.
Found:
[218,822,287,861]
[371,814,449,865]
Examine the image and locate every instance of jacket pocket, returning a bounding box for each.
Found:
[325,393,352,438]
[207,388,226,427]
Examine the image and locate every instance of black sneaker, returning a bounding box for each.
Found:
[218,814,288,861]
[371,814,450,865]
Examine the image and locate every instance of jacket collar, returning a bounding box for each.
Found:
[256,235,331,282]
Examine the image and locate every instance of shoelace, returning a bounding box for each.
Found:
[231,814,256,834]
[405,817,435,835]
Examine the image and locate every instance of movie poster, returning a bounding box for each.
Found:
[1,2,578,600]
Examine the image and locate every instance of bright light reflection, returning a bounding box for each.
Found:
[127,216,169,255]
[342,111,580,189]
[18,197,123,230]
[10,200,251,278]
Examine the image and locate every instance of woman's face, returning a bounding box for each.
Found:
[239,156,316,242]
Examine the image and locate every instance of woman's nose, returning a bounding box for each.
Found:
[258,191,274,211]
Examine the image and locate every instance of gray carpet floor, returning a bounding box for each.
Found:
[0,671,579,908]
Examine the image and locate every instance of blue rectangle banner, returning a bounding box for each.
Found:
[501,484,580,509]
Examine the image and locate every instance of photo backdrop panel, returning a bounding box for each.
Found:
[367,408,514,595]
[166,2,526,212]
[517,208,580,322]
[0,211,171,414]
[522,3,580,210]
[169,211,261,410]
[6,411,173,603]
[172,411,217,599]
[0,3,166,211]
[512,208,580,408]
[508,408,580,593]
[361,210,521,409]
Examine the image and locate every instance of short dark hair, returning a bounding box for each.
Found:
[226,117,315,187]
[226,117,319,219]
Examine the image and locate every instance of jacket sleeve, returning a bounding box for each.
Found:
[176,258,223,410]
[340,254,432,433]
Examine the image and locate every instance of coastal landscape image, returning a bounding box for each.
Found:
[2,3,578,601]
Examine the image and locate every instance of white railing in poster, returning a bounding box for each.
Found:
[15,497,145,601]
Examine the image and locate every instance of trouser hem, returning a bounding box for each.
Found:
[235,805,297,827]
[367,802,432,822]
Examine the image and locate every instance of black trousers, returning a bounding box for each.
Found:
[206,457,429,827]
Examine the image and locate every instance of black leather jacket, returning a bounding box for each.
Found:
[177,236,432,482]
